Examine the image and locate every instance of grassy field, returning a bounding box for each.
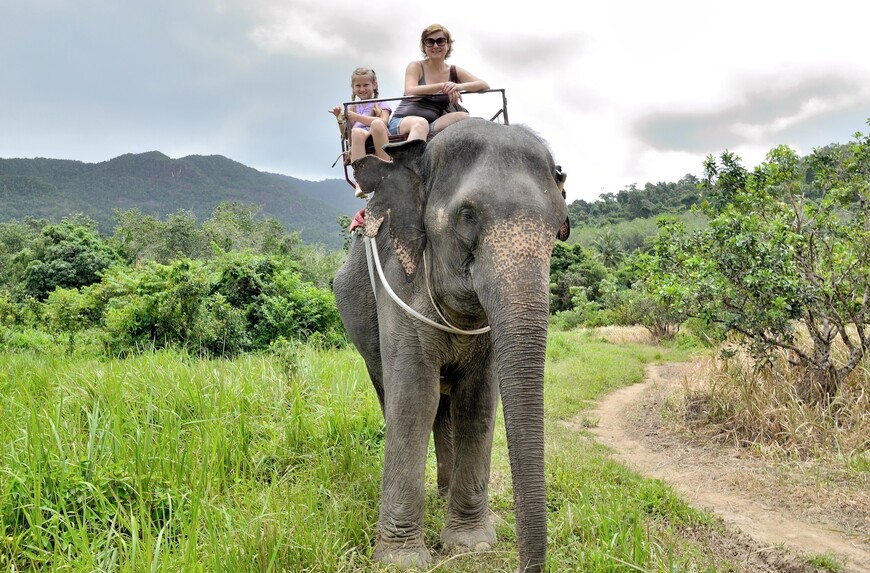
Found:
[1,330,749,572]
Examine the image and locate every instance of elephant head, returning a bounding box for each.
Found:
[338,118,569,572]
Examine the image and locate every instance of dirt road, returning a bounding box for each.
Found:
[586,362,869,573]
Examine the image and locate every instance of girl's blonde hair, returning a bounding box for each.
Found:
[348,67,383,118]
[350,67,379,100]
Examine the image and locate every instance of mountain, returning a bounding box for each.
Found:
[0,152,365,249]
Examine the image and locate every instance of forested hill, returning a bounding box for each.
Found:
[1,150,707,248]
[567,173,702,228]
[0,152,362,249]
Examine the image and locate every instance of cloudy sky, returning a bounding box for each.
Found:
[2,0,869,203]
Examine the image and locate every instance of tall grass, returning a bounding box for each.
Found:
[0,329,765,572]
[679,349,870,465]
[1,347,383,571]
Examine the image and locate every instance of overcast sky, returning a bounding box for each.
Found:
[2,0,869,203]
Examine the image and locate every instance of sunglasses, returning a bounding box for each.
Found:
[423,37,448,47]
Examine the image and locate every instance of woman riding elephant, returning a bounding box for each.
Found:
[388,24,490,142]
[333,118,570,572]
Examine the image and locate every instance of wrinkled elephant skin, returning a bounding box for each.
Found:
[332,119,570,572]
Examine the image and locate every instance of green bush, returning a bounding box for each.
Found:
[95,253,344,356]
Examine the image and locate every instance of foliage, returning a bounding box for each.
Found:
[111,204,303,264]
[43,287,91,354]
[600,273,683,341]
[589,228,624,268]
[567,173,701,228]
[568,210,708,256]
[95,251,346,357]
[0,217,46,292]
[648,125,870,402]
[549,242,609,314]
[20,215,121,300]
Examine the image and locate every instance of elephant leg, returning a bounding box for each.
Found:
[433,384,453,498]
[440,367,498,554]
[333,235,384,414]
[373,356,441,569]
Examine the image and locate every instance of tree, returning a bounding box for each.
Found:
[22,215,120,300]
[650,124,870,402]
[549,242,608,313]
[0,218,48,291]
[590,229,625,268]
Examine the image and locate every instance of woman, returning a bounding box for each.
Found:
[388,24,490,142]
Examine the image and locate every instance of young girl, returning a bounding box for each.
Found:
[329,67,392,165]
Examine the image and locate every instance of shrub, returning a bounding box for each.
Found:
[97,253,345,356]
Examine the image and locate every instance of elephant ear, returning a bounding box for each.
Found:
[554,165,571,241]
[356,139,428,282]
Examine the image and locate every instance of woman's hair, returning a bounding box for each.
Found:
[350,67,379,100]
[419,24,453,59]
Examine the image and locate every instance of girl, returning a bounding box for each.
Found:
[329,67,392,165]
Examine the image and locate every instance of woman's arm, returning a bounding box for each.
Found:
[453,66,490,92]
[402,61,445,96]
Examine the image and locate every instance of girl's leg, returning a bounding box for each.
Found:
[370,119,392,162]
[350,127,370,162]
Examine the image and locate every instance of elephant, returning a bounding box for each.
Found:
[332,118,570,572]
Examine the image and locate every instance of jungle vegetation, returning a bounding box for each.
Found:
[1,124,868,572]
[1,123,868,405]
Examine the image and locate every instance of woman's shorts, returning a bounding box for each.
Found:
[388,115,437,136]
[388,115,404,135]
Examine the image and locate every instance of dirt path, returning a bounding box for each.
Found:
[586,362,870,573]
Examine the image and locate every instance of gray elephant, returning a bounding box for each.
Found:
[332,118,570,572]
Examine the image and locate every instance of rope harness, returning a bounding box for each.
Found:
[363,235,490,336]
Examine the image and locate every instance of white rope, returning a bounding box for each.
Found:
[364,235,490,335]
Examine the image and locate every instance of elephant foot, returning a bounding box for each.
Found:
[372,541,431,570]
[440,519,496,555]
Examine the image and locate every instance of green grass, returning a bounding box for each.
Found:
[1,330,739,571]
[806,552,845,573]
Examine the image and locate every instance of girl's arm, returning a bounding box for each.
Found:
[347,105,391,127]
[377,106,391,124]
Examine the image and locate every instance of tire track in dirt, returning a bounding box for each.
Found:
[586,362,870,573]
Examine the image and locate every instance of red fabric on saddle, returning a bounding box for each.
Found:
[349,208,366,233]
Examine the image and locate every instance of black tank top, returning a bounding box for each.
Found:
[393,64,458,122]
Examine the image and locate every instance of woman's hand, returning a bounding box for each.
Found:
[441,82,462,103]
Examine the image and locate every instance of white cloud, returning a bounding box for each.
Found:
[3,0,870,203]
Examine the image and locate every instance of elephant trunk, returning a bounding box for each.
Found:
[492,302,548,573]
[477,219,554,573]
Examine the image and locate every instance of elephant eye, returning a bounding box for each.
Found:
[459,207,475,223]
[454,207,479,246]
